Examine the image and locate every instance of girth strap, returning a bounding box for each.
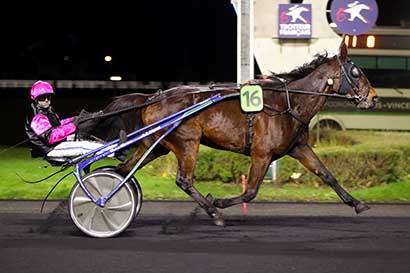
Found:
[244,113,255,156]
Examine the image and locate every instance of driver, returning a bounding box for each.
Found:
[24,80,105,163]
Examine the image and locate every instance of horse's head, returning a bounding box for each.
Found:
[333,40,378,109]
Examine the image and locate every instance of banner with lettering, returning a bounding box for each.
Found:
[278,4,312,39]
[323,97,410,113]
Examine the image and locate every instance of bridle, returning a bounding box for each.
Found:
[250,54,370,104]
[336,55,369,103]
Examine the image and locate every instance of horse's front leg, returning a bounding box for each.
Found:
[289,144,370,214]
[213,154,272,209]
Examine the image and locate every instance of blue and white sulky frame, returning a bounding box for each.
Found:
[69,94,226,208]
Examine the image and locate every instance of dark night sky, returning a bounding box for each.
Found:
[0,1,237,82]
[0,0,408,145]
[0,0,407,82]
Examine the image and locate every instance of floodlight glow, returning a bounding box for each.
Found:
[110,76,122,81]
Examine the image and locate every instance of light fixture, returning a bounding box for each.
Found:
[110,76,122,81]
[105,56,112,62]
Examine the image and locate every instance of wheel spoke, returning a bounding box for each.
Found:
[87,177,104,197]
[82,206,97,230]
[101,210,120,231]
[106,201,133,211]
[72,196,92,206]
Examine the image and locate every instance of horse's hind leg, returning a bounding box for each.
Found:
[116,141,170,176]
[213,154,272,209]
[176,169,224,226]
[289,144,370,214]
[169,139,224,225]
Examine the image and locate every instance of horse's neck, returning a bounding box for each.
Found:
[287,73,329,123]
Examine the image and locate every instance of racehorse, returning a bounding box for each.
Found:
[84,41,377,225]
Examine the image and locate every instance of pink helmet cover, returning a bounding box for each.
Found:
[30,81,55,100]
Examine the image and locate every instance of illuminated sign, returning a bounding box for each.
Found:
[344,35,410,50]
[344,35,376,48]
[330,0,378,35]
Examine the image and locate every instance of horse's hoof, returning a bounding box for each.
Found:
[213,198,224,208]
[214,198,230,209]
[211,212,225,227]
[355,201,370,214]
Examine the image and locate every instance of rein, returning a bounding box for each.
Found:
[265,87,360,100]
[78,87,241,123]
[76,54,370,127]
[84,81,359,123]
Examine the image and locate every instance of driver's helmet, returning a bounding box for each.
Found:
[30,81,55,100]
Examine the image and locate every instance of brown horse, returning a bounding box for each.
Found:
[86,41,377,224]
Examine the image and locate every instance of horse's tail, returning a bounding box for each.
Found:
[77,93,151,142]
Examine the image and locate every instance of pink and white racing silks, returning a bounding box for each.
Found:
[30,114,77,144]
[60,117,74,125]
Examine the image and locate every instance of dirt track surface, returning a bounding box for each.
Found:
[1,200,410,273]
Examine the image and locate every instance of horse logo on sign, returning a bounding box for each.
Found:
[279,4,312,38]
[286,5,309,23]
[344,1,371,23]
[331,0,378,35]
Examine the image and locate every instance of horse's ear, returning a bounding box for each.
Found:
[338,38,348,62]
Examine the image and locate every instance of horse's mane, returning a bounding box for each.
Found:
[264,52,329,83]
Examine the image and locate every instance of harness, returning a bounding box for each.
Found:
[70,55,370,156]
[244,113,255,155]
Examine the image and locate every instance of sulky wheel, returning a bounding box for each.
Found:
[69,171,139,238]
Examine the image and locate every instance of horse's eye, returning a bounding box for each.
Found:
[351,66,360,78]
